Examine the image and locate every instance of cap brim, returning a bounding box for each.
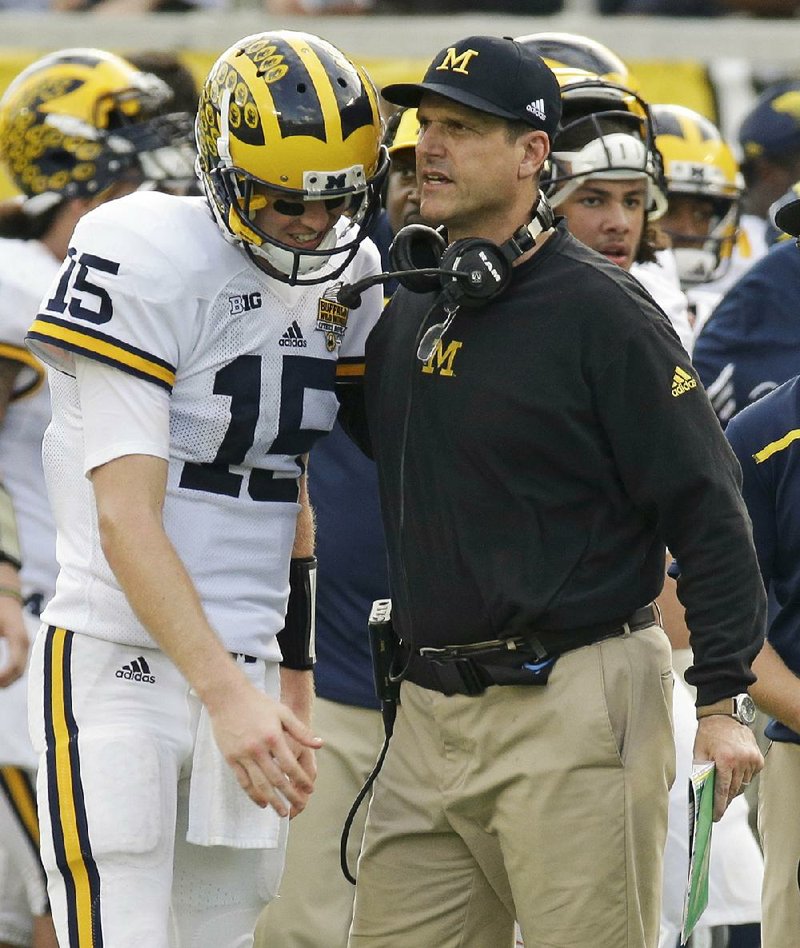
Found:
[381,80,522,123]
[775,198,800,237]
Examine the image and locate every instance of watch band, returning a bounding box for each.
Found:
[696,693,757,726]
[696,698,735,719]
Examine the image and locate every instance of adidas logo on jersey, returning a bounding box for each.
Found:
[671,366,697,398]
[115,656,156,684]
[280,321,307,348]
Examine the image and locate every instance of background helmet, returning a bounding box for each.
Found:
[543,69,667,221]
[385,107,419,158]
[0,48,191,209]
[652,103,743,286]
[195,31,387,285]
[514,32,636,90]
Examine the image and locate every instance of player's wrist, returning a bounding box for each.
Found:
[193,648,252,712]
[278,556,317,670]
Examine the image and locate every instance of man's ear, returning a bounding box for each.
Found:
[520,130,550,181]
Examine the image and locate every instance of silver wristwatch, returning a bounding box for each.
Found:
[696,693,757,726]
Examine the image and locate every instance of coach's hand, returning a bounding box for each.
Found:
[209,682,323,815]
[693,715,763,821]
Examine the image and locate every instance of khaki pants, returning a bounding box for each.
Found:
[758,740,800,948]
[255,698,385,948]
[349,625,674,948]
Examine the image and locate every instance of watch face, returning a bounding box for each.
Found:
[736,694,757,726]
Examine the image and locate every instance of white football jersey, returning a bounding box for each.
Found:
[0,237,60,605]
[631,249,694,356]
[27,190,383,660]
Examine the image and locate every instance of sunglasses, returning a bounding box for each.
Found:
[417,306,458,363]
[271,195,349,217]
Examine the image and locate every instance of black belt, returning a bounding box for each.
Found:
[404,603,660,697]
[24,591,46,619]
[230,652,258,664]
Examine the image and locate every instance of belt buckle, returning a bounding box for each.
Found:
[419,645,458,659]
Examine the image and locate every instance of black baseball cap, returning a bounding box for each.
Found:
[774,195,800,238]
[381,35,561,140]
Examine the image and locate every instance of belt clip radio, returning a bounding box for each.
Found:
[368,598,401,734]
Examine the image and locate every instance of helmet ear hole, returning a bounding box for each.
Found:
[390,223,446,293]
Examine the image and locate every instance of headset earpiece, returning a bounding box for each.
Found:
[384,196,555,308]
[439,239,512,307]
[389,224,447,293]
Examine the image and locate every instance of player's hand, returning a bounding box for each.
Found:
[0,597,28,687]
[288,744,318,819]
[693,715,763,821]
[209,683,323,815]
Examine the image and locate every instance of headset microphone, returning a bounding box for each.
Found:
[336,268,471,309]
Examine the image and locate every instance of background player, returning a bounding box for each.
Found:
[651,103,745,339]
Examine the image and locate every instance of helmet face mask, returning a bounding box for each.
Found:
[0,48,194,205]
[543,75,668,221]
[196,31,387,285]
[652,103,743,286]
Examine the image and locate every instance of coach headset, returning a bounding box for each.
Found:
[336,191,556,310]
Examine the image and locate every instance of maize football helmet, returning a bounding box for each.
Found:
[515,32,635,90]
[0,48,192,209]
[543,69,667,221]
[195,31,387,285]
[385,107,420,157]
[652,103,743,286]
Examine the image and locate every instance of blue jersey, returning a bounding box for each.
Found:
[726,376,800,744]
[694,240,800,426]
[310,421,387,709]
[308,219,397,709]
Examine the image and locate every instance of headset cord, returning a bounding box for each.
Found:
[390,290,447,687]
[339,292,445,885]
[340,714,394,885]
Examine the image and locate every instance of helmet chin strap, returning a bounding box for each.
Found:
[251,228,339,278]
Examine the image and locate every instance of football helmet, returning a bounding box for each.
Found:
[0,48,190,208]
[514,32,635,89]
[385,107,419,157]
[195,31,388,285]
[652,104,743,286]
[543,70,667,220]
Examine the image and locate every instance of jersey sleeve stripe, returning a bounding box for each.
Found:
[43,626,104,947]
[753,428,800,464]
[27,316,176,392]
[0,343,46,400]
[335,357,365,380]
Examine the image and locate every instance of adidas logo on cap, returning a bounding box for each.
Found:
[115,656,156,684]
[526,98,546,121]
[280,320,307,348]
